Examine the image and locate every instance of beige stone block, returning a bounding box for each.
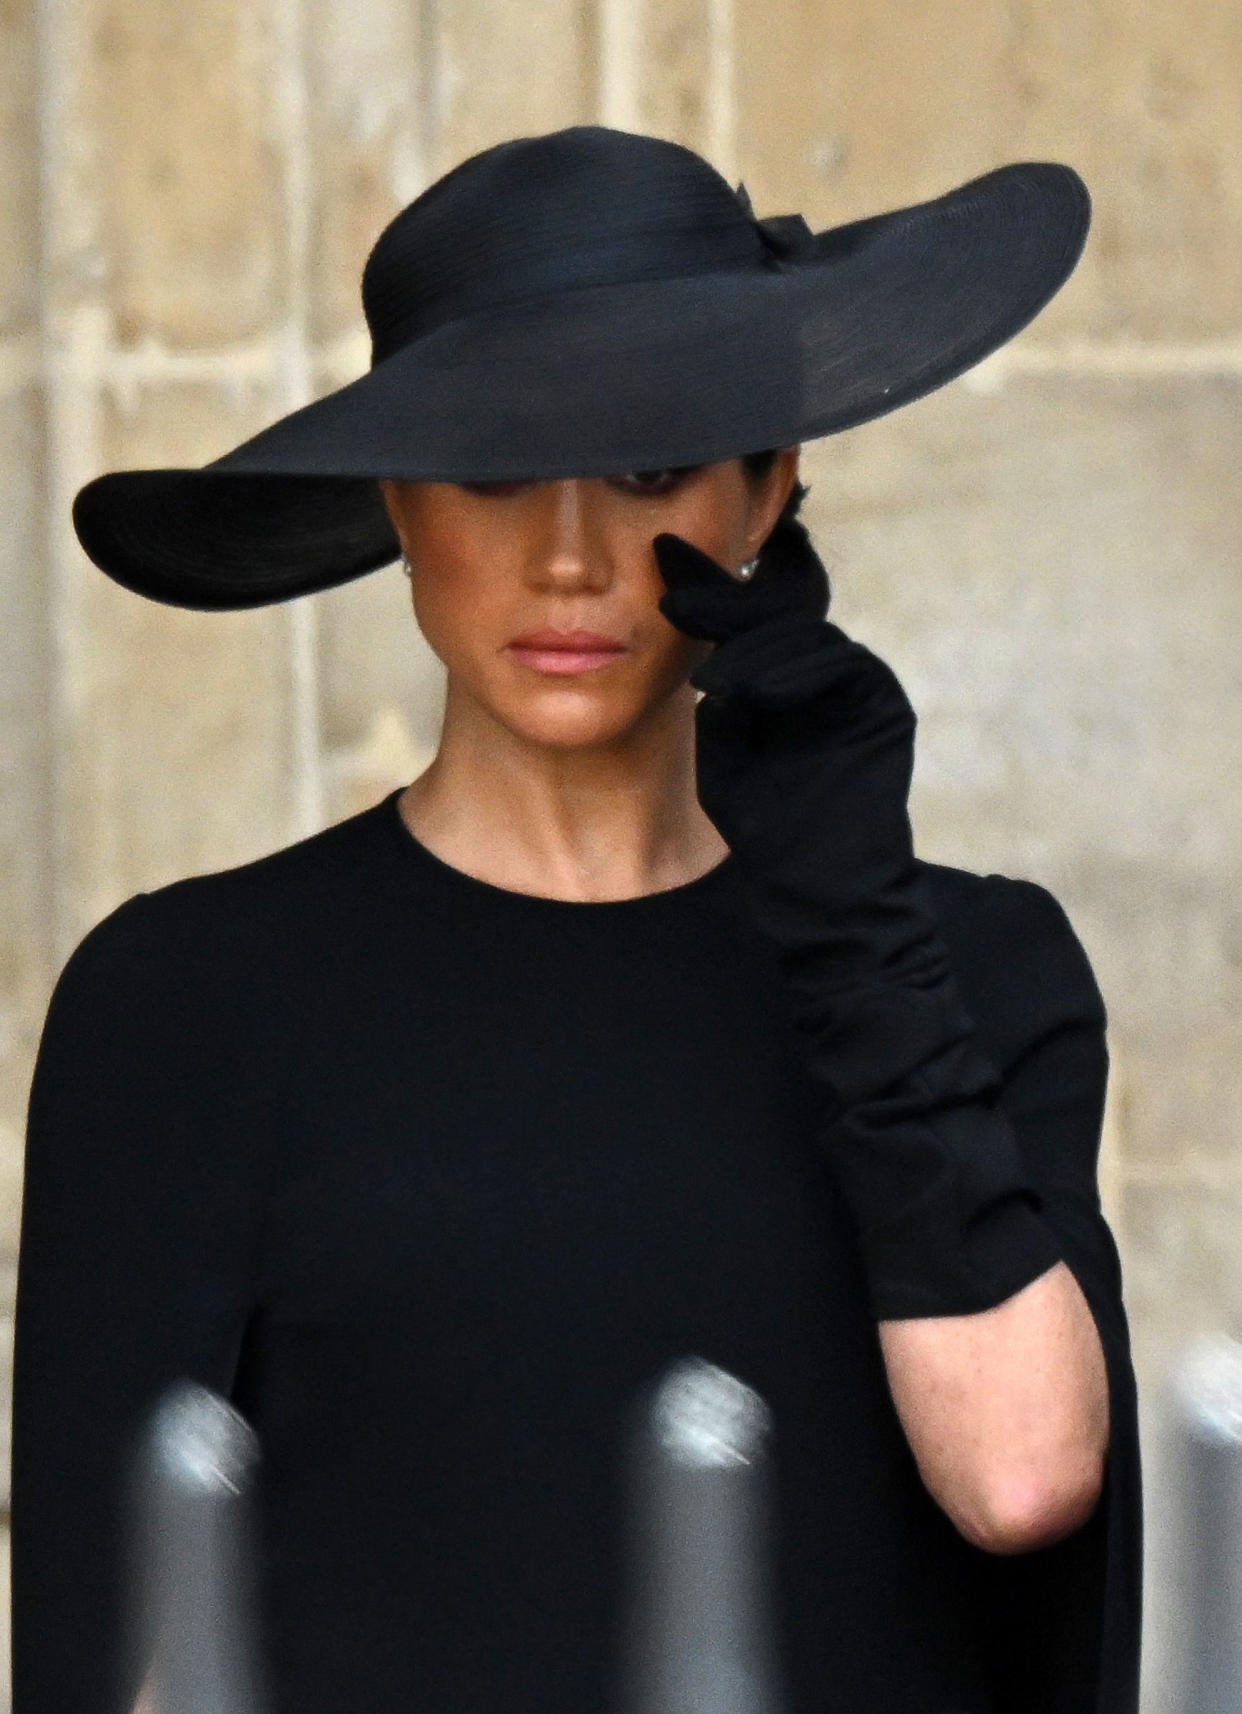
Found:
[1001,0,1242,341]
[0,386,49,1274]
[304,0,426,348]
[733,0,1242,341]
[638,0,714,156]
[432,0,592,172]
[734,1,1013,229]
[797,373,1242,1187]
[316,565,445,824]
[0,1088,24,1276]
[1120,1175,1242,1389]
[0,0,39,339]
[87,0,288,346]
[0,386,50,974]
[58,381,305,943]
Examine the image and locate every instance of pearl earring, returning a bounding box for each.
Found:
[400,554,412,579]
[737,556,759,582]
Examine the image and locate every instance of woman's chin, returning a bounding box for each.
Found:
[504,713,644,752]
[496,688,672,752]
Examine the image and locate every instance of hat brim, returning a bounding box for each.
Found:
[74,162,1088,609]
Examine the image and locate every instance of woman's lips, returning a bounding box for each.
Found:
[506,628,628,675]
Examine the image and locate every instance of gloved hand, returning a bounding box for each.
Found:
[654,521,1062,1320]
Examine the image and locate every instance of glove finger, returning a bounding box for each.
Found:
[655,530,830,642]
[651,531,730,593]
[658,584,751,643]
[654,535,757,642]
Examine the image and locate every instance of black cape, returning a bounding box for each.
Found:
[12,794,1140,1714]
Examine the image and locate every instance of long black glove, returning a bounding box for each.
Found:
[655,522,1063,1320]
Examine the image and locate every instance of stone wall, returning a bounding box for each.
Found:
[2,1,1240,1706]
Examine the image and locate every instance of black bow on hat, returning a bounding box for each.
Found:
[72,125,1089,609]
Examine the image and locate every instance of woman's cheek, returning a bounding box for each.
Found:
[407,560,490,668]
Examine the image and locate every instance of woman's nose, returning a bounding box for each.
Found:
[527,481,613,592]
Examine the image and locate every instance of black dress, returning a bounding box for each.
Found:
[11,792,1141,1714]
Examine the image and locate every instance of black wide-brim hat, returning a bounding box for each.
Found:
[73,126,1089,610]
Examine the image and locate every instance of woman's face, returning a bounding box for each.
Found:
[381,452,800,752]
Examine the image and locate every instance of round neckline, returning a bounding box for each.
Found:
[380,789,734,912]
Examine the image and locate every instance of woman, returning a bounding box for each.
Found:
[12,126,1140,1714]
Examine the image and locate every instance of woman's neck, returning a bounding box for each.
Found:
[397,683,728,902]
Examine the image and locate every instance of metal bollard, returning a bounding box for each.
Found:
[618,1356,790,1714]
[134,1382,266,1714]
[1168,1334,1242,1714]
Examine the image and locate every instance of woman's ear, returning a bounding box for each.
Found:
[379,479,415,568]
[748,446,802,553]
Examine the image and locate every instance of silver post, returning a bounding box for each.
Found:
[619,1356,789,1714]
[1169,1334,1242,1714]
[134,1383,266,1714]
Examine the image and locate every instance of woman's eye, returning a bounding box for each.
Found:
[457,470,702,499]
[615,467,701,496]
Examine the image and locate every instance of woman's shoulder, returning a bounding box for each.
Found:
[52,796,405,1010]
[916,859,1107,1068]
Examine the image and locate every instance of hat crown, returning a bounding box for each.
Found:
[362,127,767,362]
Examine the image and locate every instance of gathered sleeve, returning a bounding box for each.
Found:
[11,890,282,1714]
[932,871,1142,1714]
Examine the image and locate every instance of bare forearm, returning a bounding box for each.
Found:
[878,1260,1110,1555]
